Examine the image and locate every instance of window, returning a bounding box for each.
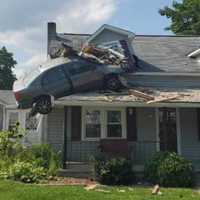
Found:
[82,107,126,140]
[107,111,122,138]
[25,113,40,131]
[43,67,66,87]
[67,60,94,76]
[7,111,19,131]
[85,110,101,138]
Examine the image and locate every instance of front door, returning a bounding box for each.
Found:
[158,108,177,152]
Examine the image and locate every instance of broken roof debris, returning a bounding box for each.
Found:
[57,87,200,104]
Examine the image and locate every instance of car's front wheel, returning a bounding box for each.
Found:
[34,96,52,115]
[105,75,122,91]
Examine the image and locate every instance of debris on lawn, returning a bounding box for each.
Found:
[95,189,111,193]
[128,187,134,191]
[84,184,98,191]
[152,184,162,195]
[117,189,126,193]
[40,177,97,186]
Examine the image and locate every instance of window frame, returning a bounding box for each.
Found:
[6,109,41,133]
[105,109,124,139]
[6,110,20,131]
[82,107,126,141]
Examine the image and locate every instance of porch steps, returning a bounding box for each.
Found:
[58,162,95,179]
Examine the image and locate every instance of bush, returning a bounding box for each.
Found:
[95,156,135,185]
[0,129,61,183]
[9,161,46,183]
[17,144,61,176]
[31,144,61,172]
[144,152,194,187]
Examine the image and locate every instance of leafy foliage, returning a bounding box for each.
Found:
[0,128,60,183]
[9,161,46,183]
[95,156,135,185]
[159,0,200,35]
[144,152,194,187]
[0,46,17,90]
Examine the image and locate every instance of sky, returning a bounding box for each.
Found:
[0,0,177,77]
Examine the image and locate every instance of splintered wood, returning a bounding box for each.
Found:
[152,184,162,195]
[147,95,180,104]
[128,89,154,101]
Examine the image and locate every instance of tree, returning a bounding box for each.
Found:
[159,0,200,35]
[0,47,17,90]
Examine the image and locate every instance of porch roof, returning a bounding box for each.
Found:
[55,87,200,107]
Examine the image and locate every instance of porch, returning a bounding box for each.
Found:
[45,104,200,172]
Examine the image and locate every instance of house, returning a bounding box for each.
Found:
[45,22,200,171]
[4,22,200,173]
[0,90,42,145]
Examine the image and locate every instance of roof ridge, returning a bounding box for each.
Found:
[58,32,200,38]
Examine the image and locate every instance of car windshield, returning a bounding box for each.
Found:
[23,68,41,85]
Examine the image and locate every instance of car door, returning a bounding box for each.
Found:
[42,66,72,98]
[64,59,103,92]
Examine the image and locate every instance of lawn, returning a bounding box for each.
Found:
[0,180,199,200]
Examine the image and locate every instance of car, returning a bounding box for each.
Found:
[13,56,126,115]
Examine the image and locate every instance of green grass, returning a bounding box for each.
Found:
[0,180,199,200]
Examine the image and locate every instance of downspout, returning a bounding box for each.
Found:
[63,106,68,169]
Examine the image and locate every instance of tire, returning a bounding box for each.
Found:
[34,96,52,115]
[105,75,122,91]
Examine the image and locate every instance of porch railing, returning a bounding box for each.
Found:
[65,140,160,165]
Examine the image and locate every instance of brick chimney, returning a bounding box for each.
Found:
[47,22,57,55]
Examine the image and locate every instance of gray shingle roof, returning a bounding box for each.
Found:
[133,36,200,72]
[56,33,200,73]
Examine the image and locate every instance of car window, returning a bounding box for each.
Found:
[66,60,95,76]
[42,66,66,86]
[24,68,41,85]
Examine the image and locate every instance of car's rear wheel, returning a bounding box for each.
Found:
[34,96,52,115]
[105,75,122,91]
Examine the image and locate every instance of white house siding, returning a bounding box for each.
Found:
[46,107,65,152]
[90,29,129,45]
[179,108,200,170]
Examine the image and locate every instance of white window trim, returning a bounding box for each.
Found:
[82,107,126,141]
[81,107,102,141]
[6,110,22,130]
[104,107,126,139]
[5,109,42,133]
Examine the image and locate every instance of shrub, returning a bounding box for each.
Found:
[30,144,61,176]
[9,161,46,183]
[144,152,194,187]
[17,144,61,176]
[95,156,135,185]
[0,129,61,183]
[0,130,23,158]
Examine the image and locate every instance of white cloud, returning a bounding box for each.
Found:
[0,0,118,76]
[0,27,45,54]
[56,0,118,33]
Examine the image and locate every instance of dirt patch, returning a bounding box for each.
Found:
[40,177,97,186]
